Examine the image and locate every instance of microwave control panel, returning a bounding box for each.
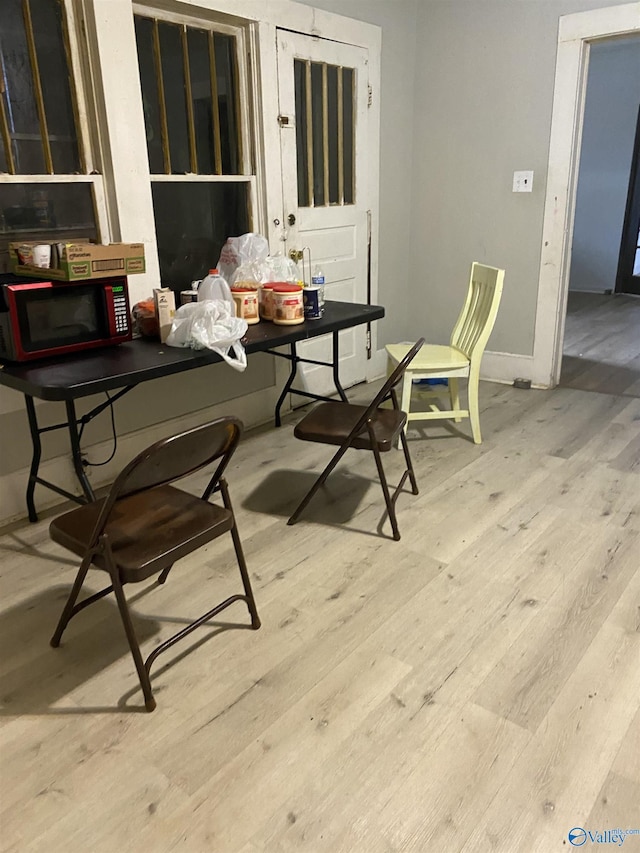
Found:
[105,281,132,340]
[113,290,129,335]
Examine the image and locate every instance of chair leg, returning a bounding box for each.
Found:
[110,569,156,712]
[399,430,419,495]
[371,442,401,541]
[157,565,173,585]
[50,552,92,647]
[220,479,261,630]
[468,367,482,444]
[287,443,351,526]
[400,372,413,437]
[449,377,462,422]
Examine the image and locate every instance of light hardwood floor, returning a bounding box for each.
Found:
[1,372,639,852]
[560,291,640,396]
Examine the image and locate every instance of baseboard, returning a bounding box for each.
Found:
[372,348,549,390]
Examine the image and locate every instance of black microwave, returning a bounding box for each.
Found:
[0,273,132,362]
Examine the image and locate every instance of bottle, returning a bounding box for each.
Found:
[311,265,325,288]
[197,268,230,302]
[309,265,325,318]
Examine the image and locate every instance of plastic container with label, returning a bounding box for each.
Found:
[259,283,275,321]
[272,283,304,325]
[303,284,324,319]
[231,286,260,324]
[197,268,229,302]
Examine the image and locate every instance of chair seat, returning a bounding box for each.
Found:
[294,402,407,451]
[386,343,470,373]
[50,485,233,583]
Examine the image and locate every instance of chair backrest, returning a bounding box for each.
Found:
[450,262,505,361]
[346,337,425,440]
[87,416,242,547]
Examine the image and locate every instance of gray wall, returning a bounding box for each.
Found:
[569,36,640,293]
[297,0,632,354]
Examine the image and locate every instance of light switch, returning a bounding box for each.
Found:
[513,171,534,192]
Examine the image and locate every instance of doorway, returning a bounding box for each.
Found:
[616,104,640,296]
[560,32,640,396]
[276,29,370,395]
[532,1,640,389]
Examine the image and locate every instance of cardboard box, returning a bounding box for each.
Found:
[154,288,176,344]
[9,241,145,281]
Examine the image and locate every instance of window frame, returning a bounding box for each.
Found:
[131,3,255,177]
[130,3,260,278]
[0,0,111,268]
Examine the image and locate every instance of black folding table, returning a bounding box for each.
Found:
[0,301,384,520]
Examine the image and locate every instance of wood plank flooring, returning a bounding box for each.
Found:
[560,291,640,396]
[0,371,639,852]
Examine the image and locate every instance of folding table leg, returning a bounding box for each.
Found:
[65,400,95,502]
[332,330,349,403]
[274,343,298,427]
[24,395,42,523]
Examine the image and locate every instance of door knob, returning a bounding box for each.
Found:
[288,213,296,225]
[289,249,303,262]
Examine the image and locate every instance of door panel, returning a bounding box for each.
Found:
[277,30,369,394]
[616,105,640,296]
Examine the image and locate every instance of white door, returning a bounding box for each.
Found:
[276,30,370,395]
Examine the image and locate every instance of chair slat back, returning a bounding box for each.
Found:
[450,263,505,360]
[346,337,425,440]
[86,417,242,548]
[115,417,241,498]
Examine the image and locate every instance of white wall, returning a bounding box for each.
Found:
[569,35,640,293]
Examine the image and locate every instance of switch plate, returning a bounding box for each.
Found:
[513,170,534,192]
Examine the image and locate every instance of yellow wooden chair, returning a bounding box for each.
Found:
[386,262,505,444]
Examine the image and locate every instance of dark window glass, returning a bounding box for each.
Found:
[188,28,214,174]
[30,0,80,173]
[327,64,339,204]
[294,59,309,208]
[0,0,81,175]
[135,16,164,174]
[134,18,242,177]
[343,68,354,204]
[158,22,190,175]
[0,0,46,174]
[311,62,324,206]
[151,181,250,291]
[214,34,239,175]
[0,181,98,274]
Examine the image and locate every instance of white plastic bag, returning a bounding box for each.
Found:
[254,253,301,284]
[217,233,269,283]
[166,300,249,372]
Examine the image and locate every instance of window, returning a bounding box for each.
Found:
[0,0,106,274]
[294,59,355,208]
[134,9,254,291]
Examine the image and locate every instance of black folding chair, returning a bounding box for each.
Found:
[49,416,260,711]
[287,339,425,540]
